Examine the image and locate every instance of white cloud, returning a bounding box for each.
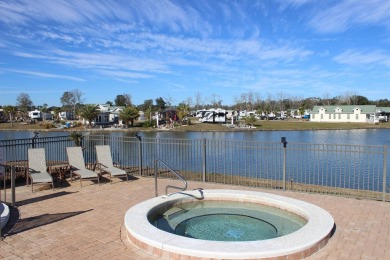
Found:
[334,50,390,67]
[4,69,85,81]
[97,70,153,79]
[309,0,390,33]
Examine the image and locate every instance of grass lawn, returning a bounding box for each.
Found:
[1,118,389,132]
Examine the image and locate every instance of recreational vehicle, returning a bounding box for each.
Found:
[28,110,42,121]
[195,109,209,118]
[199,108,226,123]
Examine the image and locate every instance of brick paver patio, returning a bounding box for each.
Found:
[1,176,389,259]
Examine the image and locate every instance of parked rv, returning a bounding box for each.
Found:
[199,108,226,123]
[59,111,75,121]
[195,109,209,118]
[28,110,42,121]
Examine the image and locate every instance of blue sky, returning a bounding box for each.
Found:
[1,0,390,107]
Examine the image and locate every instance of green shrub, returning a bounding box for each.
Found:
[143,120,156,128]
[43,122,55,129]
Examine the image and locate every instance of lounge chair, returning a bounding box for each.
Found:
[66,147,100,187]
[96,145,129,183]
[27,148,54,192]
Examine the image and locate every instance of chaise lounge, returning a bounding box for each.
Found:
[66,146,100,187]
[96,145,129,183]
[27,148,54,192]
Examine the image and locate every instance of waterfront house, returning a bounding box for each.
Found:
[310,105,379,123]
[94,104,124,126]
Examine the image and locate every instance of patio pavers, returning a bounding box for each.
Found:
[1,176,390,259]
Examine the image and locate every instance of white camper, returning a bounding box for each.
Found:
[199,108,226,123]
[28,110,42,121]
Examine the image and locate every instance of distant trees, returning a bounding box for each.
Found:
[376,99,390,107]
[155,97,166,110]
[350,95,370,105]
[115,94,132,106]
[137,99,154,120]
[60,91,75,110]
[60,89,84,116]
[16,92,33,118]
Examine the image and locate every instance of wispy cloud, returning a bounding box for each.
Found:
[4,69,85,81]
[97,70,153,79]
[1,0,388,104]
[0,88,64,94]
[309,0,390,33]
[333,49,390,67]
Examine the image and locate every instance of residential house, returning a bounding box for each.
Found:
[310,105,379,123]
[158,108,179,124]
[93,104,124,126]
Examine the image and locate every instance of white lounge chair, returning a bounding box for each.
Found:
[66,147,100,187]
[27,148,54,192]
[96,145,128,183]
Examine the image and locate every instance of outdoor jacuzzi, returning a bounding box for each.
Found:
[124,190,334,259]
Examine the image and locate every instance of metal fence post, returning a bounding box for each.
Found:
[154,160,158,197]
[135,133,143,176]
[202,138,206,182]
[281,137,288,191]
[11,166,15,206]
[31,131,39,148]
[382,145,388,202]
[2,170,6,202]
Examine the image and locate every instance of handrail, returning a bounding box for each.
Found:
[0,163,16,206]
[154,159,187,197]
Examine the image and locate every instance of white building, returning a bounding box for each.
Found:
[310,105,379,123]
[93,104,125,125]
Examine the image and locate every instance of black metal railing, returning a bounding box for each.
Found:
[0,133,389,202]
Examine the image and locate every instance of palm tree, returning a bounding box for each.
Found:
[53,107,61,122]
[244,114,257,127]
[119,106,139,127]
[69,131,83,146]
[4,105,17,127]
[80,104,99,128]
[176,103,190,124]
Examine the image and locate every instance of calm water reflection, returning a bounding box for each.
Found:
[1,129,390,146]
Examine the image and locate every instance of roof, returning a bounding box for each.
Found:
[312,105,377,114]
[96,104,125,113]
[377,107,390,113]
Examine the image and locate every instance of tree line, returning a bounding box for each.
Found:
[1,90,390,126]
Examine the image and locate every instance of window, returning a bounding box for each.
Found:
[355,114,359,120]
[347,114,350,119]
[338,114,341,119]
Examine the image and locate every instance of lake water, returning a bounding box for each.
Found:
[1,129,389,196]
[1,128,389,146]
